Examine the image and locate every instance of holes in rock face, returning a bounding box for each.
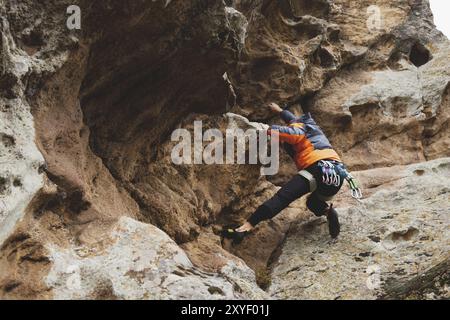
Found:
[13,178,22,188]
[409,42,431,67]
[22,29,44,47]
[1,133,15,148]
[355,252,372,262]
[0,177,8,194]
[359,252,372,258]
[208,286,225,296]
[19,29,45,56]
[327,25,341,42]
[314,47,335,68]
[386,227,419,242]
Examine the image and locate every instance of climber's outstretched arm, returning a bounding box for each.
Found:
[267,103,304,144]
[280,110,296,124]
[268,102,296,124]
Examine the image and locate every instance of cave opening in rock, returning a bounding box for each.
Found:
[409,42,432,67]
[70,2,247,245]
[315,47,335,68]
[79,58,232,243]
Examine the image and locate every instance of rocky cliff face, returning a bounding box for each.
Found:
[270,158,450,299]
[0,0,449,299]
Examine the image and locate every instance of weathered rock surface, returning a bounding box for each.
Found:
[0,0,449,299]
[314,41,450,170]
[270,158,450,300]
[46,216,266,300]
[0,12,47,245]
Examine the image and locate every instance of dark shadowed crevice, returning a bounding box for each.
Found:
[279,0,330,18]
[74,1,245,244]
[409,42,431,67]
[315,47,335,68]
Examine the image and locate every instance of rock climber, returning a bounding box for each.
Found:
[224,102,362,242]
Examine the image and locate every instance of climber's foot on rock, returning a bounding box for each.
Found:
[221,227,249,244]
[326,205,340,239]
[222,222,253,244]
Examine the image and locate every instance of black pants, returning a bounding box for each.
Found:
[248,162,344,227]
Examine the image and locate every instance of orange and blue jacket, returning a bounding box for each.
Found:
[268,110,341,170]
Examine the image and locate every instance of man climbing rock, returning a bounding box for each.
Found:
[226,102,361,241]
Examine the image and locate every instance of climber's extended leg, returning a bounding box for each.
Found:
[248,174,310,227]
[225,174,311,241]
[306,192,329,217]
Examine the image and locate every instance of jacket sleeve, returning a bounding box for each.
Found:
[280,110,296,124]
[269,124,305,145]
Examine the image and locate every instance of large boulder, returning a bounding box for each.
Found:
[45,216,267,300]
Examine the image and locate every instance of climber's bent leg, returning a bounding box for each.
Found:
[248,175,310,226]
[306,168,344,238]
[306,192,330,217]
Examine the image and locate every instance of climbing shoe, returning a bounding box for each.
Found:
[221,228,249,244]
[325,204,340,239]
